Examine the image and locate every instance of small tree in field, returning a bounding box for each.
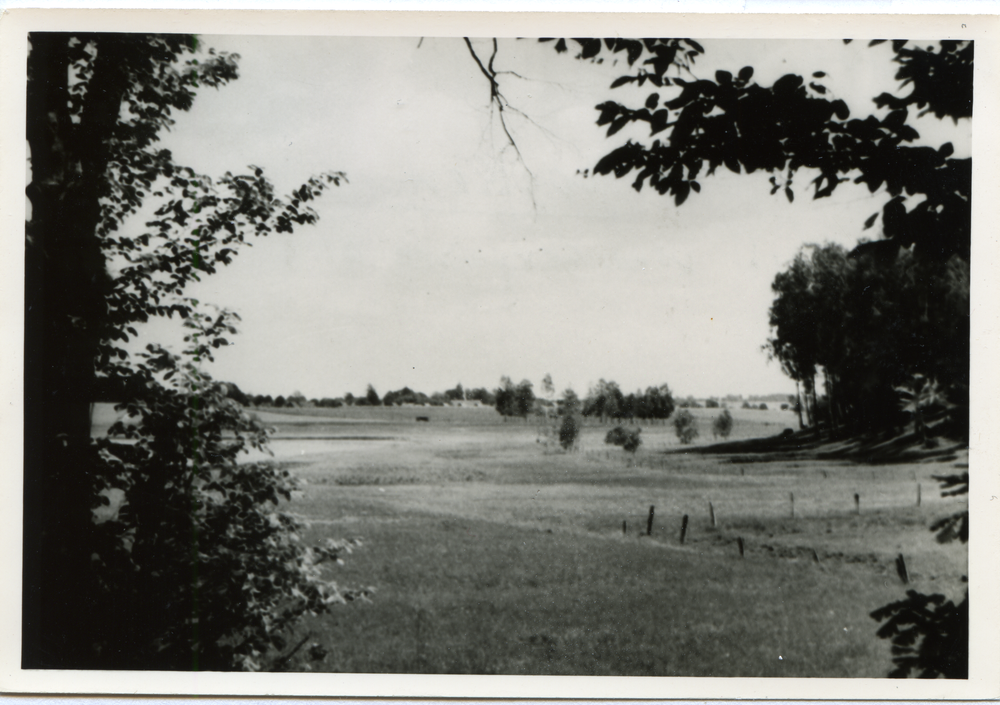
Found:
[673,409,699,444]
[713,409,734,439]
[559,414,580,450]
[605,425,642,454]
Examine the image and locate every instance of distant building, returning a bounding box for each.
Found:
[449,399,483,408]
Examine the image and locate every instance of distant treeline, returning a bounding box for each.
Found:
[202,378,792,421]
[215,382,497,409]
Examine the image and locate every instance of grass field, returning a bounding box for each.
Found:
[238,404,969,677]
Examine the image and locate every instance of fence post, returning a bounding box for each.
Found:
[854,493,861,515]
[917,483,922,507]
[709,501,717,528]
[646,505,655,536]
[790,492,795,519]
[679,514,689,545]
[737,536,745,558]
[895,554,909,584]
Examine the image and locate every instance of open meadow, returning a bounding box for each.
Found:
[241,404,969,677]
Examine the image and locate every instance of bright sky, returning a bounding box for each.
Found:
[132,36,970,400]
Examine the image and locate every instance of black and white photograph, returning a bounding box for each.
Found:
[4,8,998,699]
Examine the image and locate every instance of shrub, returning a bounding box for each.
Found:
[559,414,580,450]
[90,307,371,670]
[622,429,642,453]
[605,426,629,445]
[705,398,720,408]
[759,402,769,411]
[605,425,642,454]
[672,409,699,444]
[712,409,734,439]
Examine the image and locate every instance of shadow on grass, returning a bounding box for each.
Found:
[672,411,966,466]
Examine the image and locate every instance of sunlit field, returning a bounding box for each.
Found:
[103,403,968,676]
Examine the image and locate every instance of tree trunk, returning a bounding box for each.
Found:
[23,33,122,667]
[795,380,804,429]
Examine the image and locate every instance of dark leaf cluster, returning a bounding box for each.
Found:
[575,39,971,260]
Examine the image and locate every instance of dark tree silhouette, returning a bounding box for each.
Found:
[542,38,970,263]
[24,32,356,670]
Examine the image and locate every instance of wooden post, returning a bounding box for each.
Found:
[895,554,909,584]
[917,483,922,507]
[646,505,655,536]
[740,467,745,477]
[811,548,820,564]
[790,492,795,519]
[709,501,717,528]
[854,493,860,515]
[679,514,689,545]
[737,536,745,558]
[622,520,627,535]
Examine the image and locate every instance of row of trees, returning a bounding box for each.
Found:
[232,382,499,409]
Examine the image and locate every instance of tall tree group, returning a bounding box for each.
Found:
[767,242,968,436]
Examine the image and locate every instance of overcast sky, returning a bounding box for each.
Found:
[130,36,970,400]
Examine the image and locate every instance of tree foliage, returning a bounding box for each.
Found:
[559,414,580,451]
[24,32,354,669]
[582,380,675,423]
[494,376,535,419]
[712,409,734,439]
[605,425,642,454]
[672,409,699,444]
[94,308,369,670]
[766,243,969,436]
[557,38,971,262]
[870,473,968,678]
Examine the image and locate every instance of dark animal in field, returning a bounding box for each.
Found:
[780,428,795,439]
[416,416,430,422]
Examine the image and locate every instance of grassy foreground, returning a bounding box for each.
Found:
[251,406,966,676]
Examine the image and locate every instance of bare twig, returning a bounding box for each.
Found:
[463,37,536,208]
